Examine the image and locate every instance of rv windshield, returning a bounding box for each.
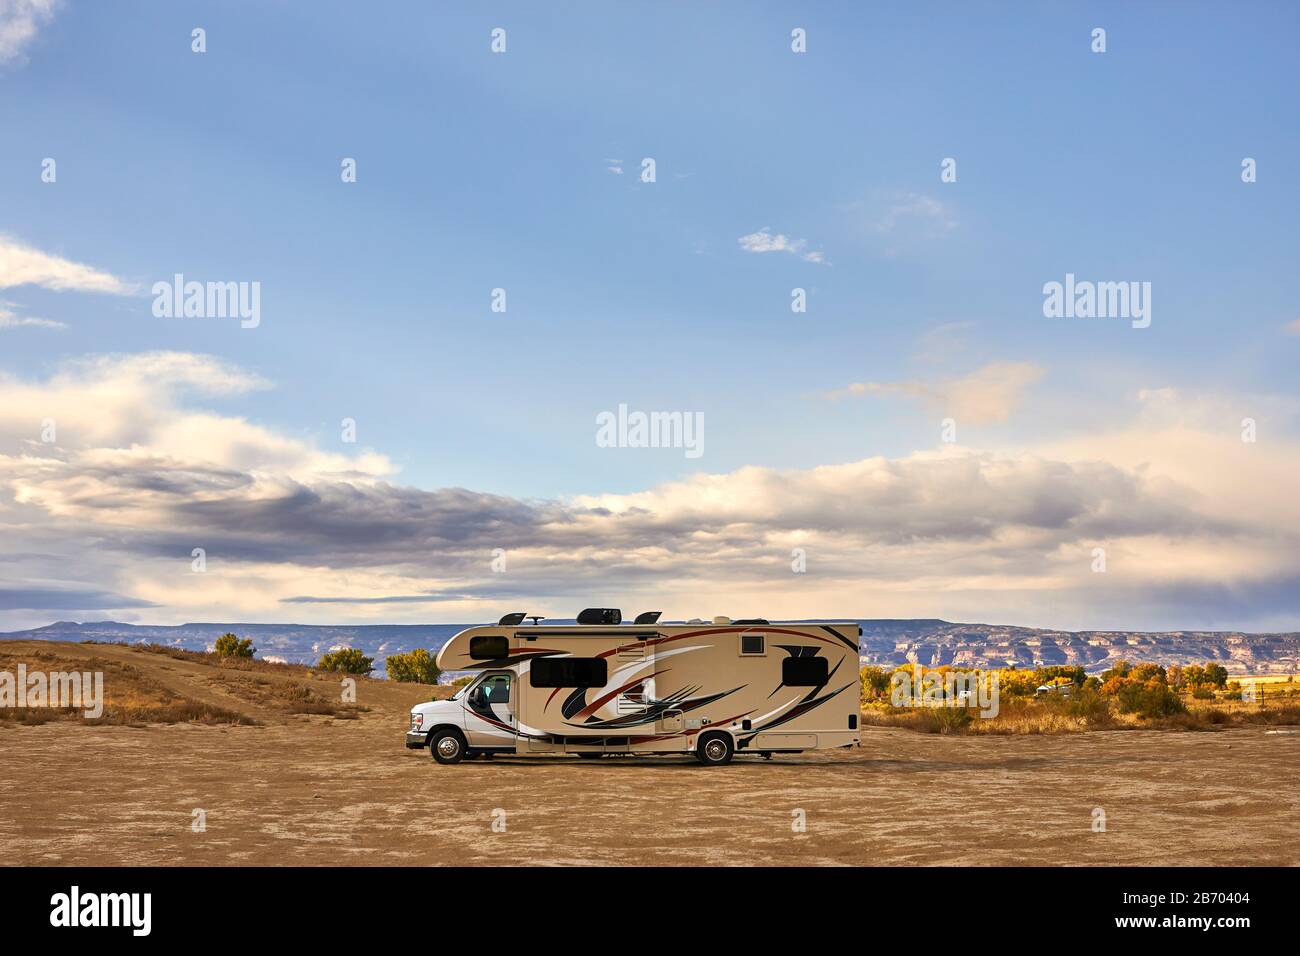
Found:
[447,679,476,701]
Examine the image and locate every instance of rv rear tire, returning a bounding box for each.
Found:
[695,732,734,765]
[430,729,466,764]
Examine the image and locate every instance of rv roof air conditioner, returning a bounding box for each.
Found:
[577,607,622,625]
[634,611,662,625]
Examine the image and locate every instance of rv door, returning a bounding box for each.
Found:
[463,672,516,748]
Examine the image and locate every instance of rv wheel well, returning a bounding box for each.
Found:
[425,724,464,745]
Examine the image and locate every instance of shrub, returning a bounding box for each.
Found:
[385,648,440,684]
[1116,680,1185,718]
[214,633,255,658]
[915,705,973,734]
[1064,687,1112,724]
[316,647,374,675]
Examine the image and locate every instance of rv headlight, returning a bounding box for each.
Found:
[410,712,423,731]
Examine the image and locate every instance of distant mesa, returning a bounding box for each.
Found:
[2,619,1297,675]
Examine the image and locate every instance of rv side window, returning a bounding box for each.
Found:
[782,657,828,686]
[469,635,509,660]
[739,633,765,656]
[530,658,608,688]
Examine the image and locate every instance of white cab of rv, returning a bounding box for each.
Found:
[406,608,862,765]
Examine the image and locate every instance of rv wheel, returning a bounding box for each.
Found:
[430,729,466,764]
[695,732,734,765]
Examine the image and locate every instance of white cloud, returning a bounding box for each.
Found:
[737,227,826,264]
[832,360,1044,425]
[0,0,60,66]
[871,193,957,235]
[604,158,624,175]
[0,301,64,330]
[914,321,976,364]
[0,234,136,295]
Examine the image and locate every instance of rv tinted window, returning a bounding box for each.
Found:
[481,674,511,703]
[469,635,509,660]
[739,633,765,655]
[530,658,608,688]
[782,656,828,686]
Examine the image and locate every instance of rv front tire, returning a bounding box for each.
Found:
[695,732,734,765]
[430,729,466,764]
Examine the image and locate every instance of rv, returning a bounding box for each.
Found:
[405,609,862,765]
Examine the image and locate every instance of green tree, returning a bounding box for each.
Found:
[1130,663,1167,685]
[214,633,255,658]
[859,665,891,700]
[385,648,441,684]
[1036,665,1086,686]
[1100,659,1132,683]
[316,647,374,675]
[1202,662,1228,688]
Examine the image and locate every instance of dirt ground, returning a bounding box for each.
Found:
[2,641,1296,866]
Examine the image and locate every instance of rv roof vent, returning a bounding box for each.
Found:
[733,618,769,625]
[498,611,527,626]
[577,607,622,626]
[634,611,662,625]
[686,618,706,624]
[712,615,732,625]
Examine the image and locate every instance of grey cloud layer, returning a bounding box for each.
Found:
[2,352,1296,627]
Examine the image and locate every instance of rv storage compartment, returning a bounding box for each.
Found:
[751,733,817,751]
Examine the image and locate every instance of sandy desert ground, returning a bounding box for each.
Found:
[1,641,1296,866]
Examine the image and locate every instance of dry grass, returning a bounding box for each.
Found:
[0,666,255,727]
[196,667,370,719]
[1,647,255,726]
[860,695,1300,735]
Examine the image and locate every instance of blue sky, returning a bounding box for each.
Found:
[1,2,1298,632]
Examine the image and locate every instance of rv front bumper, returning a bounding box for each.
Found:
[405,731,427,750]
